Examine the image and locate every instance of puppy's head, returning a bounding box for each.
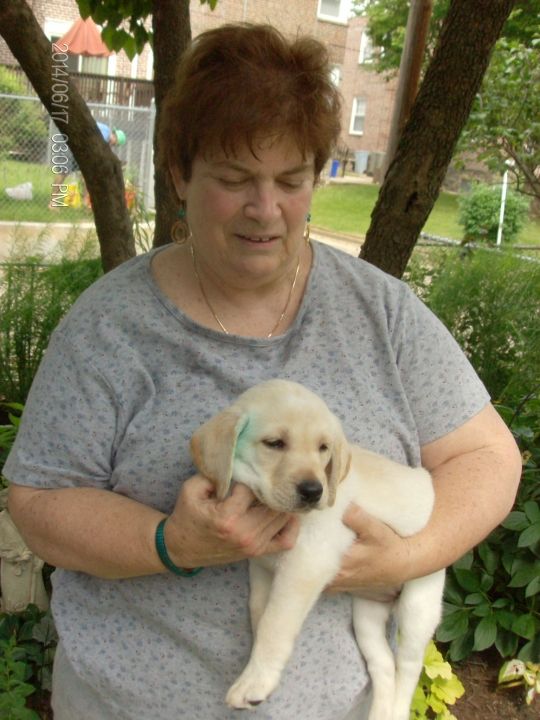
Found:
[190,380,351,511]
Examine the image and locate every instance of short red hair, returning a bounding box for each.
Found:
[161,23,342,182]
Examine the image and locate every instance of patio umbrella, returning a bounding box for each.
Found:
[57,17,113,57]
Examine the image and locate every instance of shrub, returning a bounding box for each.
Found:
[409,249,540,403]
[437,393,540,663]
[410,641,465,719]
[0,402,23,489]
[498,658,539,706]
[0,256,102,404]
[458,183,529,244]
[0,67,48,163]
[407,248,539,664]
[0,606,57,719]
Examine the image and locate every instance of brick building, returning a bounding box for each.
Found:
[1,0,397,171]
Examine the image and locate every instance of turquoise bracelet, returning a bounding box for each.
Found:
[155,518,203,577]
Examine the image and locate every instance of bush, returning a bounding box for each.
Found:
[407,248,539,664]
[0,256,102,404]
[0,606,57,719]
[0,402,23,489]
[436,393,540,663]
[410,641,465,719]
[409,249,540,403]
[459,183,529,244]
[0,67,48,163]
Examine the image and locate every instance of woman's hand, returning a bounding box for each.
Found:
[164,474,299,569]
[326,503,411,602]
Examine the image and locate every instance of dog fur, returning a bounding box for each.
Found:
[190,379,445,719]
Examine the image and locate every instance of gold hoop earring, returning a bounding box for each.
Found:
[171,202,192,245]
[303,212,311,244]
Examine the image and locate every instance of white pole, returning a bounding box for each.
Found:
[496,169,509,246]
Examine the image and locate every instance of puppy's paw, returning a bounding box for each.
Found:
[226,665,280,710]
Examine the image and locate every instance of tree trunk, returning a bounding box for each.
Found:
[152,0,192,248]
[361,0,517,278]
[0,0,135,273]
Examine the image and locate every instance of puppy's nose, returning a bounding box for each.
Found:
[297,480,323,505]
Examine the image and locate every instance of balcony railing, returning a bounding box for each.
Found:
[1,65,154,107]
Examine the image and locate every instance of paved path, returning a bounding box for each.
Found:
[0,220,364,262]
[311,226,363,256]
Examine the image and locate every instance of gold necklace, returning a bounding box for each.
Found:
[189,243,301,338]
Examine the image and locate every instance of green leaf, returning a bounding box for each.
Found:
[453,551,474,570]
[427,693,447,713]
[502,511,529,532]
[478,543,499,575]
[454,568,481,593]
[431,675,465,704]
[32,614,57,645]
[472,602,491,618]
[411,684,429,716]
[495,628,519,657]
[443,576,465,606]
[517,635,540,662]
[464,593,483,605]
[511,614,537,640]
[525,575,540,599]
[436,611,469,643]
[474,615,498,651]
[501,553,514,576]
[524,501,540,523]
[101,24,116,51]
[446,630,475,662]
[480,573,494,592]
[509,563,540,588]
[122,35,138,61]
[495,610,517,631]
[77,0,91,17]
[518,521,540,548]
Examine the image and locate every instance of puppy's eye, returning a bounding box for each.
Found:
[319,443,329,452]
[263,438,286,450]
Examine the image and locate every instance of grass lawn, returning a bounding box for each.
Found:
[2,160,539,246]
[311,181,540,245]
[0,159,89,223]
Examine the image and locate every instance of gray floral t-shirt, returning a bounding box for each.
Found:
[5,241,489,720]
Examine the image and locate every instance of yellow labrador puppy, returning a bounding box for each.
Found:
[191,380,445,719]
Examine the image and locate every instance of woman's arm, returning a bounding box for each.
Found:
[329,404,522,593]
[7,475,298,580]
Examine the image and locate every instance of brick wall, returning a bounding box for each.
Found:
[190,0,347,65]
[0,0,152,81]
[340,16,397,159]
[0,1,395,161]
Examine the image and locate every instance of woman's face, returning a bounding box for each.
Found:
[171,136,315,289]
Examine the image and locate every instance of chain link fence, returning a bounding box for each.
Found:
[0,75,155,225]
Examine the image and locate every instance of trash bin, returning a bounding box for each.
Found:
[330,159,340,177]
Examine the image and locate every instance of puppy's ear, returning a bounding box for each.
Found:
[326,426,351,506]
[190,408,247,500]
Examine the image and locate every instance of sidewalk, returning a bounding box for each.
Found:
[0,218,365,261]
[311,226,364,256]
[0,220,95,261]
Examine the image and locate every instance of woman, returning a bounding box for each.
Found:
[6,24,520,720]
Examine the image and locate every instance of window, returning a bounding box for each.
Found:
[358,31,374,64]
[80,55,109,75]
[349,97,366,135]
[317,0,352,24]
